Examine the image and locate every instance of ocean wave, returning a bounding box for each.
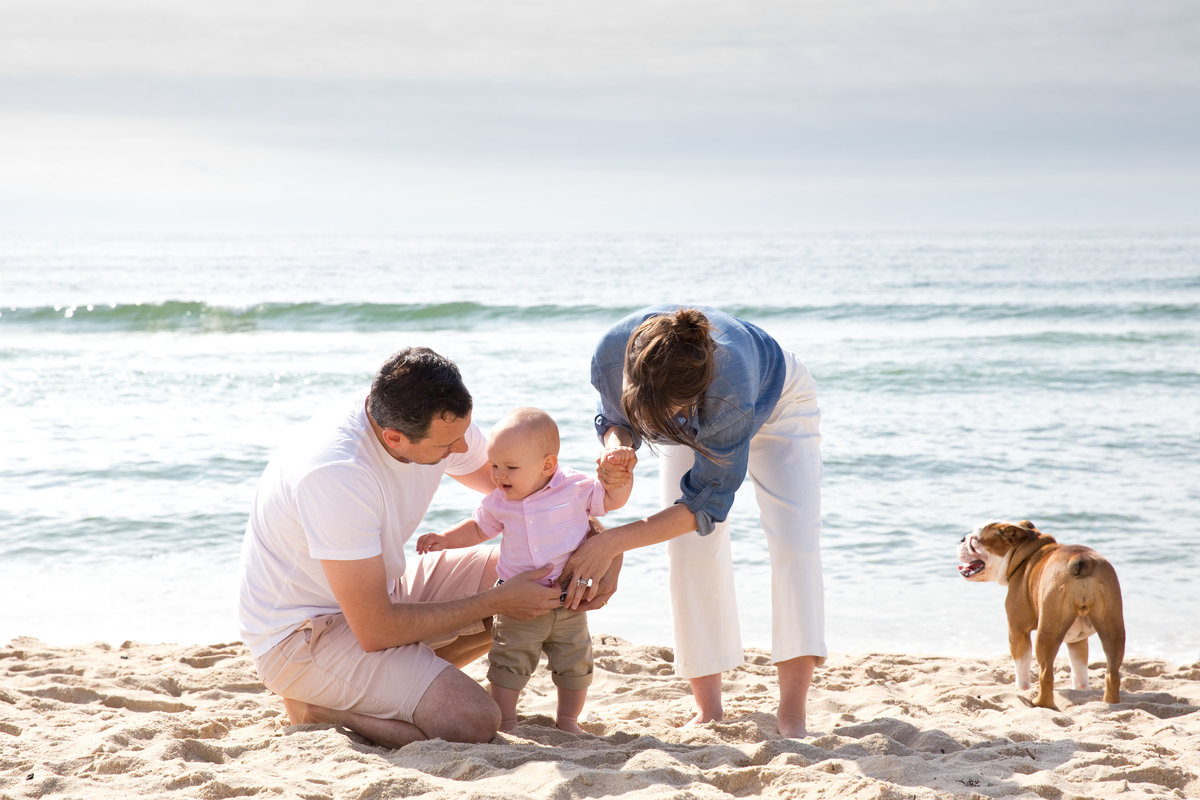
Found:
[0,511,245,561]
[729,301,1200,324]
[0,301,615,332]
[1,299,1196,332]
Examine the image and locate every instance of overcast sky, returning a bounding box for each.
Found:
[2,0,1197,233]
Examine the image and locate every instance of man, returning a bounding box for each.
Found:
[237,346,567,748]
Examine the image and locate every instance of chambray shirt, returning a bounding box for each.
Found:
[474,465,607,585]
[590,305,786,536]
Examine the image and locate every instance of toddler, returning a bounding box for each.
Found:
[417,406,635,733]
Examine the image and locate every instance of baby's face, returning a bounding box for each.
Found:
[487,428,554,501]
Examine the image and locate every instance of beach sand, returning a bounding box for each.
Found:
[1,634,1196,799]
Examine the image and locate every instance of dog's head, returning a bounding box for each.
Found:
[957,520,1041,582]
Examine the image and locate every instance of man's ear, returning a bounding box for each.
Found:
[382,428,410,450]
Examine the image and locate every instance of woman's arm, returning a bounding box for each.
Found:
[601,425,633,450]
[561,503,697,609]
[451,463,495,494]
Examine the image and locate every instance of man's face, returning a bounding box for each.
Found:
[391,412,472,465]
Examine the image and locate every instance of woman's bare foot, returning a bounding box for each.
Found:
[776,655,815,739]
[776,713,807,738]
[681,709,723,728]
[684,673,724,728]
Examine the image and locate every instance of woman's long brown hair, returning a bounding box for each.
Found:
[621,308,723,461]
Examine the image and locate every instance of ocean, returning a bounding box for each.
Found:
[2,228,1197,666]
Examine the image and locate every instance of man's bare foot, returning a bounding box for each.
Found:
[556,718,585,734]
[282,697,323,725]
[776,713,807,738]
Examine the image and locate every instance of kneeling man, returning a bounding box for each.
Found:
[237,347,585,748]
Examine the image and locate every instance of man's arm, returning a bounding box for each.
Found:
[322,555,559,652]
[451,463,495,494]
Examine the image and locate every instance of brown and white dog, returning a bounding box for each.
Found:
[957,520,1125,709]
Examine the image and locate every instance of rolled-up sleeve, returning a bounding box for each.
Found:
[672,413,755,535]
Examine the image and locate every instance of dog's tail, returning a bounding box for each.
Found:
[1068,554,1095,579]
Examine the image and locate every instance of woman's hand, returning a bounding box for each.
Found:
[562,532,622,610]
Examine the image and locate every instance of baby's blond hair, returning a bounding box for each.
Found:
[493,406,560,457]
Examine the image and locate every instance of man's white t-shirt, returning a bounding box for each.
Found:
[237,397,487,658]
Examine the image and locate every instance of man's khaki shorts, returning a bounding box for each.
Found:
[255,546,495,722]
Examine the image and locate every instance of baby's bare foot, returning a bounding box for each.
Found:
[556,718,585,734]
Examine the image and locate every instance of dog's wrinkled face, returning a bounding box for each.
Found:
[957,521,1039,582]
[957,526,999,581]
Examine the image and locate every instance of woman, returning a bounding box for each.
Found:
[564,305,825,737]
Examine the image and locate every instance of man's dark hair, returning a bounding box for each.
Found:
[367,347,472,441]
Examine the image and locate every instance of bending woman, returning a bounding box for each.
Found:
[565,305,826,737]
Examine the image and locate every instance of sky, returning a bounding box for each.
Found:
[1,0,1198,234]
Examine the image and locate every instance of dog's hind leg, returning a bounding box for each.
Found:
[1092,614,1125,704]
[1033,615,1074,710]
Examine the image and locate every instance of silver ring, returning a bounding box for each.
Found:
[576,578,592,587]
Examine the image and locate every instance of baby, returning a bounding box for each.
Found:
[417,407,636,733]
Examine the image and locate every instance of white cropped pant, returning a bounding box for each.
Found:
[660,350,826,679]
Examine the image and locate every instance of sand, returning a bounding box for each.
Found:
[1,634,1197,800]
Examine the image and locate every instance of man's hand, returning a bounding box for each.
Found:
[494,565,562,620]
[415,532,447,554]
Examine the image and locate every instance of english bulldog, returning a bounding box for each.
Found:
[957,520,1124,709]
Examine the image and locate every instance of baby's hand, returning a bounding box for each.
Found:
[416,532,446,554]
[597,446,636,488]
[604,447,637,471]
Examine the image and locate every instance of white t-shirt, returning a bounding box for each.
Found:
[237,397,487,658]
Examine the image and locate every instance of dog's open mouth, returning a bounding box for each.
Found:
[958,560,985,578]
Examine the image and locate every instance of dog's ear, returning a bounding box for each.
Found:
[1016,520,1039,533]
[999,523,1038,543]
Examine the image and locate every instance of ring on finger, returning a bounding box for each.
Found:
[576,577,593,587]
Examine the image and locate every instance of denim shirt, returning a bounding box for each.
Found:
[590,305,787,535]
